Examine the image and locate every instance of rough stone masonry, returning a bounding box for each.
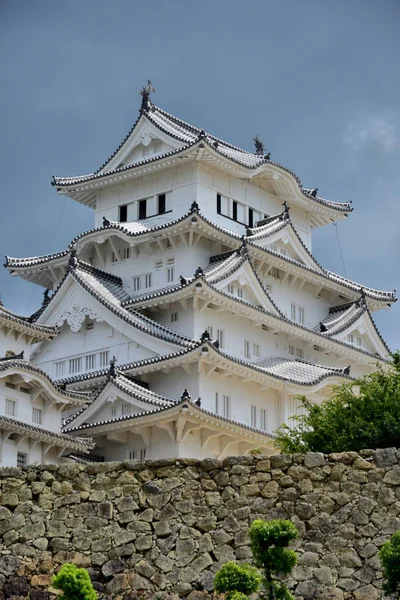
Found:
[1,449,400,600]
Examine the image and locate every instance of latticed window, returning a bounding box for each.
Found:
[99,351,109,368]
[217,329,224,348]
[85,354,96,371]
[144,274,152,288]
[121,403,131,416]
[133,276,141,292]
[55,361,65,378]
[222,395,230,418]
[167,267,174,283]
[17,453,27,467]
[32,408,42,425]
[69,357,82,374]
[251,405,257,427]
[260,408,267,431]
[5,398,16,416]
[244,340,251,359]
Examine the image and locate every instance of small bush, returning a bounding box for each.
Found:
[52,564,97,600]
[214,562,261,600]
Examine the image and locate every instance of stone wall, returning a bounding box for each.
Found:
[1,450,400,600]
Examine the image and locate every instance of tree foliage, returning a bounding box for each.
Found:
[380,531,400,597]
[52,564,97,600]
[214,520,298,600]
[275,356,400,454]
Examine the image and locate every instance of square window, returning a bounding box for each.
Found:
[17,453,27,467]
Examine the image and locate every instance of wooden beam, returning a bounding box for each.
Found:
[136,426,151,447]
[201,428,221,449]
[175,414,187,442]
[156,420,175,442]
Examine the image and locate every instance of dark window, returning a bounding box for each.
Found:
[232,201,238,222]
[139,199,147,220]
[248,208,254,228]
[119,205,127,222]
[216,193,221,214]
[158,194,166,214]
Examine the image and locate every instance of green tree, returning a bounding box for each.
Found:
[275,355,400,454]
[52,564,97,600]
[214,520,298,600]
[380,531,400,597]
[249,520,298,600]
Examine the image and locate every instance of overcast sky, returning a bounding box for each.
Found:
[0,0,399,350]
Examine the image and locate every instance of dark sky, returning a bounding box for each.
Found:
[1,0,399,349]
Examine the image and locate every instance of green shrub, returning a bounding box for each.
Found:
[380,531,400,596]
[52,564,97,600]
[214,562,261,599]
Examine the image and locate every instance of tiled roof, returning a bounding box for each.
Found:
[0,304,57,338]
[0,415,93,449]
[52,103,351,214]
[63,397,277,441]
[59,340,350,389]
[317,298,391,354]
[0,357,91,403]
[7,206,394,305]
[106,373,176,408]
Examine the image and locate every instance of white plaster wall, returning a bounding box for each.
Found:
[33,320,157,380]
[0,380,62,432]
[0,437,63,467]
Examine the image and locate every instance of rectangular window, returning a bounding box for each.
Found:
[248,208,254,228]
[170,312,178,322]
[222,395,230,418]
[215,392,219,414]
[129,450,137,460]
[244,340,251,359]
[122,247,130,260]
[237,288,243,298]
[138,199,147,220]
[253,343,260,357]
[32,408,42,425]
[119,205,127,222]
[289,345,295,355]
[251,405,257,427]
[140,448,146,462]
[167,268,174,283]
[216,193,221,215]
[55,361,65,378]
[167,257,175,265]
[270,267,280,279]
[69,357,82,374]
[133,276,141,292]
[348,333,354,343]
[144,274,152,288]
[227,284,234,295]
[158,193,166,215]
[5,399,16,416]
[111,407,117,418]
[121,403,131,416]
[356,336,362,347]
[206,326,213,338]
[232,201,238,222]
[85,354,96,371]
[5,382,15,389]
[217,329,224,348]
[296,348,304,359]
[260,408,267,431]
[99,351,109,368]
[86,321,94,331]
[155,260,163,269]
[291,304,305,324]
[17,453,27,467]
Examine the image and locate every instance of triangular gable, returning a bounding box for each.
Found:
[68,376,174,429]
[206,253,281,316]
[332,309,390,358]
[248,219,323,273]
[99,115,184,175]
[36,267,190,356]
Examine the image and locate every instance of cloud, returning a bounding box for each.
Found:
[343,112,399,152]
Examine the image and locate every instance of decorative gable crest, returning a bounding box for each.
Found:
[56,304,103,333]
